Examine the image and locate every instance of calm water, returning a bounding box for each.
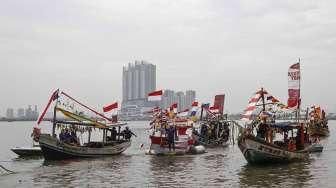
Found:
[0,121,335,187]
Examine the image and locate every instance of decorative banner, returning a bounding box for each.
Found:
[241,90,263,122]
[213,94,225,115]
[148,90,163,101]
[287,63,300,109]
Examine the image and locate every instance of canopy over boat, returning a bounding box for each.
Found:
[270,122,299,130]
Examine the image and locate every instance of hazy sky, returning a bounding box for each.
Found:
[1,0,336,115]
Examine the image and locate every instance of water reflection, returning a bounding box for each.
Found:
[33,155,134,187]
[148,155,195,187]
[239,161,313,187]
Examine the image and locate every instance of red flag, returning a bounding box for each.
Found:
[103,102,118,112]
[192,101,198,107]
[148,90,163,101]
[213,94,225,115]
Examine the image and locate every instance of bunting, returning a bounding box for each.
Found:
[241,91,262,122]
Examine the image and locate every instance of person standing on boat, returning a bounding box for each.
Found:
[122,126,137,141]
[111,127,118,141]
[166,125,176,151]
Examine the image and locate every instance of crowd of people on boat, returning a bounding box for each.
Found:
[253,116,312,152]
[309,107,328,128]
[106,126,137,142]
[59,128,80,145]
[58,126,136,145]
[194,120,230,145]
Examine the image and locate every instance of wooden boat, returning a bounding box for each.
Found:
[193,95,231,147]
[307,106,329,137]
[238,133,308,164]
[238,87,310,164]
[36,90,132,160]
[146,118,198,155]
[11,145,42,157]
[194,118,231,147]
[39,133,130,160]
[308,120,329,137]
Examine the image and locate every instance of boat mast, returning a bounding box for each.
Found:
[261,88,266,112]
[52,99,58,137]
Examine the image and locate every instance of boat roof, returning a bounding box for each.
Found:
[270,121,298,130]
[55,120,127,129]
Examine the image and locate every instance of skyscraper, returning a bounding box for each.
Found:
[175,91,186,112]
[121,61,157,120]
[162,90,175,109]
[122,61,156,102]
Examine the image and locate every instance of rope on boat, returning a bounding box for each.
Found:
[0,164,15,174]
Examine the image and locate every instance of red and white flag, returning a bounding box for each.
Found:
[103,102,118,112]
[241,89,266,122]
[287,62,300,109]
[148,90,163,101]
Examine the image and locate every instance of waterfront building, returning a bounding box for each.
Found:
[121,61,157,119]
[122,61,156,102]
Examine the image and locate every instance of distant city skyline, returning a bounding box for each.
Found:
[2,105,39,120]
[162,90,196,112]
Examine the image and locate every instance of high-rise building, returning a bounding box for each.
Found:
[122,61,156,102]
[161,90,196,111]
[175,91,186,112]
[121,61,157,120]
[185,90,196,108]
[162,90,175,109]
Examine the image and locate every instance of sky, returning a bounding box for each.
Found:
[1,0,336,115]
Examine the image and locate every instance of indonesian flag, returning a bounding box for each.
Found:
[287,62,300,109]
[148,90,162,101]
[103,102,118,112]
